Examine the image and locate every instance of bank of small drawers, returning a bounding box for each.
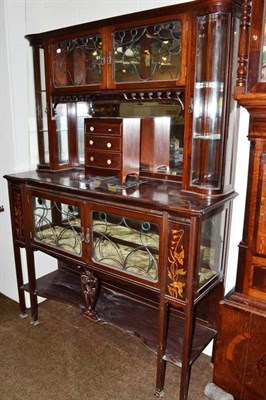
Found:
[84,117,140,184]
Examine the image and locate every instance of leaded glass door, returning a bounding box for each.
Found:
[30,192,87,261]
[50,29,106,90]
[89,205,162,285]
[108,14,187,88]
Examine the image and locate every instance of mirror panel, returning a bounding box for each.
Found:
[92,99,184,177]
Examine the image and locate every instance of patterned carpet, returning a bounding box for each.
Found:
[0,293,212,400]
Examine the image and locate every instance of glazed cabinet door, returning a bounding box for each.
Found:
[107,13,188,89]
[47,28,107,92]
[26,190,87,261]
[86,202,163,288]
[187,10,240,195]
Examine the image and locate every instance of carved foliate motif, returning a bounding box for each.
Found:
[13,191,24,242]
[167,228,187,298]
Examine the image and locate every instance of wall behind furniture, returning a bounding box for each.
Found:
[0,0,249,307]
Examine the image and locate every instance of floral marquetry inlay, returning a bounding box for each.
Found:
[167,228,187,299]
[13,191,24,242]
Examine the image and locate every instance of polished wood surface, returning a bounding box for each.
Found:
[213,293,266,400]
[5,1,243,400]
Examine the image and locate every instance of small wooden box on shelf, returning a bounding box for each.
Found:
[84,117,141,185]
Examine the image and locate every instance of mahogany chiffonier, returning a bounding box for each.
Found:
[213,1,266,399]
[4,1,243,399]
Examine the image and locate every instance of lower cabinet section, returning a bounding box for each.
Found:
[5,173,236,400]
[213,293,266,400]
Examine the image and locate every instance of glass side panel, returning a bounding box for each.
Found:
[40,48,46,91]
[261,7,266,81]
[37,48,49,165]
[32,197,82,256]
[224,17,240,188]
[191,13,230,189]
[43,130,50,164]
[198,209,227,289]
[53,35,102,87]
[55,103,69,164]
[41,92,48,132]
[92,211,159,281]
[76,102,91,164]
[113,20,182,83]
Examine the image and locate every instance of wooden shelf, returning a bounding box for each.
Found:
[23,269,216,367]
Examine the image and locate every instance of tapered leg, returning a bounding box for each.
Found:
[155,299,169,397]
[25,247,39,325]
[179,307,195,400]
[13,244,27,317]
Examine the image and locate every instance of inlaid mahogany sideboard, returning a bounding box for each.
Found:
[4,1,244,399]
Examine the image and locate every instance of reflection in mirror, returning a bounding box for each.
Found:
[77,102,91,164]
[92,99,184,177]
[52,97,184,176]
[55,103,69,164]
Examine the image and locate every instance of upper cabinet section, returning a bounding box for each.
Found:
[31,12,187,93]
[25,0,242,197]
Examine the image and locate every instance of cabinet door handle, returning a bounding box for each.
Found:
[189,97,194,113]
[89,126,95,132]
[90,156,94,162]
[89,140,94,145]
[107,142,112,148]
[85,228,90,244]
[107,51,112,65]
[107,159,112,165]
[81,227,90,243]
[107,128,112,132]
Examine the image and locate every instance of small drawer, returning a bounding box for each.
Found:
[85,120,122,136]
[86,150,121,169]
[85,135,121,151]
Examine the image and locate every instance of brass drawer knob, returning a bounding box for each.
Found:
[89,126,95,132]
[90,156,94,162]
[89,140,94,145]
[107,142,112,148]
[107,159,112,165]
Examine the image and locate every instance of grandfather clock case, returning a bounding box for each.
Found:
[213,1,266,399]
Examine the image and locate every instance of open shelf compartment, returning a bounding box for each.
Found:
[23,268,216,367]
